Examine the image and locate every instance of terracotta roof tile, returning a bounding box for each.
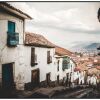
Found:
[75,60,89,71]
[97,76,100,79]
[96,66,100,70]
[93,60,100,65]
[55,46,73,56]
[25,32,55,48]
[74,67,81,72]
[88,67,100,75]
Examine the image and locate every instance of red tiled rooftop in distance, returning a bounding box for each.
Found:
[74,67,81,72]
[97,76,100,79]
[96,66,100,70]
[55,46,73,56]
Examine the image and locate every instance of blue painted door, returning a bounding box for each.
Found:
[2,63,14,89]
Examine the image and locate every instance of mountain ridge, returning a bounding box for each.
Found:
[71,42,100,52]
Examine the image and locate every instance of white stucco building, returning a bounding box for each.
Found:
[73,66,87,85]
[54,46,76,86]
[87,75,97,85]
[24,32,56,89]
[0,2,32,90]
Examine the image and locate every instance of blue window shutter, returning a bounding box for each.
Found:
[7,21,19,46]
[62,57,70,71]
[8,21,15,33]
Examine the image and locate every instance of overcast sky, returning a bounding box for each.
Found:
[9,2,100,50]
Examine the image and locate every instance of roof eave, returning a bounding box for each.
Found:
[25,44,55,48]
[0,2,32,19]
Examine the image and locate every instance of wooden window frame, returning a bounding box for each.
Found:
[31,48,38,66]
[57,60,59,71]
[47,51,52,64]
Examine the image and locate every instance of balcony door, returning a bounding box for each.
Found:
[8,21,15,33]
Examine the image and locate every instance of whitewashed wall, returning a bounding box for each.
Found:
[0,11,25,90]
[87,75,97,85]
[55,58,63,80]
[79,71,85,84]
[74,71,79,81]
[23,46,56,83]
[55,56,76,83]
[63,58,75,82]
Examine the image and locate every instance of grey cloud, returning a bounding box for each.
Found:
[11,2,100,49]
[27,20,100,34]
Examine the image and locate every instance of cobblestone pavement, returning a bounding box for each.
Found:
[0,85,97,98]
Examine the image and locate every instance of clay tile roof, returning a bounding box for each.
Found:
[88,68,100,75]
[96,66,100,70]
[97,76,100,79]
[76,61,88,71]
[0,2,32,19]
[25,32,55,48]
[94,60,100,64]
[74,67,81,72]
[55,46,73,56]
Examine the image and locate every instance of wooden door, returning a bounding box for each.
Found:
[46,73,51,85]
[31,69,39,87]
[66,73,69,86]
[57,75,59,84]
[2,63,14,89]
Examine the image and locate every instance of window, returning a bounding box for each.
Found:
[57,60,59,71]
[62,57,70,71]
[47,51,52,64]
[31,48,38,66]
[8,21,15,33]
[71,65,72,72]
[7,21,19,46]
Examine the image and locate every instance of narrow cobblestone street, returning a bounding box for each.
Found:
[27,85,100,98]
[0,85,100,98]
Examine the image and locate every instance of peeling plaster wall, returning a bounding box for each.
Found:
[24,46,56,83]
[0,11,25,90]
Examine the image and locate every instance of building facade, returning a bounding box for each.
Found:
[24,33,56,89]
[54,46,76,87]
[0,2,32,90]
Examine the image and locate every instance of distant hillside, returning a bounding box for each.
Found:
[71,42,100,53]
[84,43,100,50]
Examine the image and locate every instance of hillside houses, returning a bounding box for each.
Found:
[24,33,78,89]
[0,2,78,91]
[0,2,99,93]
